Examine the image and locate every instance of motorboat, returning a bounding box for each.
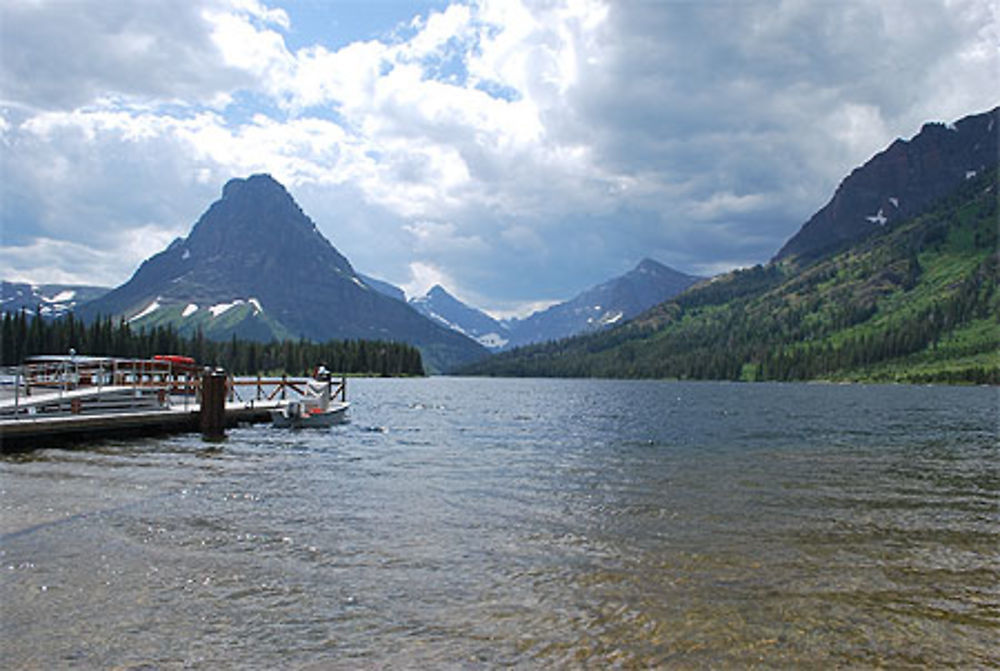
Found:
[271,377,349,428]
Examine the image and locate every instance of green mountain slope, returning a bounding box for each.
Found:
[460,169,998,384]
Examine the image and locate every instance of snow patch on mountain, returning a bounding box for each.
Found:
[182,303,198,317]
[476,333,509,348]
[866,209,887,225]
[130,298,161,322]
[205,298,264,318]
[45,290,76,303]
[209,299,244,317]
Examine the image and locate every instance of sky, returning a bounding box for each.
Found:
[1,0,997,317]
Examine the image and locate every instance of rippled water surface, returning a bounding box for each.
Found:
[2,378,998,668]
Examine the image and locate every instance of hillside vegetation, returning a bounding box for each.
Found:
[461,169,998,384]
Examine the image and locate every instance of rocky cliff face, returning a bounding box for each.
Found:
[78,174,487,372]
[775,106,999,263]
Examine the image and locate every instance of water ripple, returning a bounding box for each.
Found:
[1,378,997,668]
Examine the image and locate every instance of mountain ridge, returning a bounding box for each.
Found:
[1,282,110,318]
[776,106,998,263]
[502,258,702,349]
[407,258,702,351]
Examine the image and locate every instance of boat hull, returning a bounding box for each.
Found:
[271,402,349,428]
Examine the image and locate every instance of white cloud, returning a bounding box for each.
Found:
[404,220,489,255]
[402,3,473,61]
[402,261,455,299]
[2,0,998,313]
[0,226,178,286]
[686,191,773,222]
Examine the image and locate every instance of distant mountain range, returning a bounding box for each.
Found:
[2,173,698,364]
[406,258,701,351]
[11,106,994,381]
[1,282,109,318]
[462,106,999,383]
[75,174,488,373]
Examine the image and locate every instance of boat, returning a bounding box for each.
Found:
[271,376,349,428]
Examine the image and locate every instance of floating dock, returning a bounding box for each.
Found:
[0,356,344,451]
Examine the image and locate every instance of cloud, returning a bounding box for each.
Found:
[1,0,998,315]
[401,260,455,299]
[0,0,257,112]
[0,225,180,286]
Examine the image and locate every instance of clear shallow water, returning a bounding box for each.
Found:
[1,378,997,668]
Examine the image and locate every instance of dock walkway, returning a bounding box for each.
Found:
[0,356,343,451]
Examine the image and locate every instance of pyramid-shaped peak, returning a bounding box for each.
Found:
[178,173,352,279]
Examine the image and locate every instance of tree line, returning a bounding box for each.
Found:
[0,310,425,377]
[463,253,997,384]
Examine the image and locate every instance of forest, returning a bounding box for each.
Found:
[0,311,425,377]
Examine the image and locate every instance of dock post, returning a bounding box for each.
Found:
[200,368,227,442]
[13,365,20,418]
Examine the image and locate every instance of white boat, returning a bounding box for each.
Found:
[271,377,349,428]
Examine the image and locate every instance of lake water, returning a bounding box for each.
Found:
[1,378,997,668]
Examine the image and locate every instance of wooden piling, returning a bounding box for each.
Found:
[200,369,227,442]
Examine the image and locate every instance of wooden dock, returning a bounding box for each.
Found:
[0,399,282,449]
[0,356,345,451]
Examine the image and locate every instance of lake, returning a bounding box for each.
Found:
[1,378,997,668]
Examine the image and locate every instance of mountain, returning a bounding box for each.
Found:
[1,282,109,318]
[776,106,999,263]
[460,167,998,383]
[503,258,702,348]
[77,174,488,372]
[409,285,511,350]
[359,273,406,302]
[406,259,701,351]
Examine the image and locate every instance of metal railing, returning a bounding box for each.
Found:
[1,357,346,419]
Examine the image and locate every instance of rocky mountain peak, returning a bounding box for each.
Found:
[221,173,285,199]
[635,258,661,272]
[77,175,488,371]
[184,173,329,262]
[427,285,451,299]
[775,106,999,263]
